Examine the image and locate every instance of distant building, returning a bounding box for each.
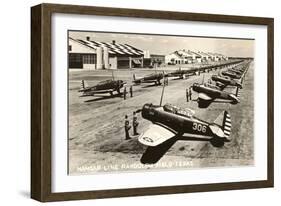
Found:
[177,50,196,63]
[143,51,165,68]
[165,50,203,64]
[197,51,212,62]
[207,52,228,61]
[68,37,144,69]
[187,51,202,63]
[165,52,185,65]
[150,54,166,65]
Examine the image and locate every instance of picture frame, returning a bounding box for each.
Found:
[31,3,274,202]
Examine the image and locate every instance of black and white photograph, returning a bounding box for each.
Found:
[68,31,254,175]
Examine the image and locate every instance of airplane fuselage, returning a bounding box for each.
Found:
[81,80,125,96]
[192,83,238,103]
[211,75,242,88]
[168,68,199,78]
[228,68,243,75]
[141,103,213,137]
[134,73,164,84]
[221,71,241,79]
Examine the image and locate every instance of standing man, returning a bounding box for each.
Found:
[164,77,168,86]
[189,87,192,101]
[124,115,131,140]
[186,88,189,102]
[130,85,133,98]
[123,87,127,100]
[132,112,139,136]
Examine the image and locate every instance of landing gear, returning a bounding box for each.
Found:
[117,88,121,95]
[155,80,161,86]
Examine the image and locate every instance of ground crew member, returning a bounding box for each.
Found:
[124,115,131,140]
[132,112,139,136]
[130,85,133,97]
[186,88,189,102]
[123,87,127,100]
[165,78,168,86]
[189,87,192,100]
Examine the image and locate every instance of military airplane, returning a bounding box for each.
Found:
[221,70,242,79]
[135,83,232,164]
[211,75,242,89]
[228,68,244,76]
[166,67,200,79]
[138,103,232,164]
[191,82,240,108]
[133,72,167,85]
[79,79,126,96]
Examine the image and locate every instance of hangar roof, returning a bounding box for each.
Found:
[69,37,144,56]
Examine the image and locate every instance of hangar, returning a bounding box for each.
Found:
[207,52,228,61]
[165,50,203,64]
[143,50,165,67]
[197,51,212,62]
[165,50,229,65]
[68,37,145,69]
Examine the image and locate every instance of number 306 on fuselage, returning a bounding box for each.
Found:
[139,103,232,148]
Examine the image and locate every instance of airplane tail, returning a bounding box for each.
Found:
[80,80,89,91]
[80,80,85,90]
[237,81,243,89]
[235,87,240,99]
[212,111,231,140]
[222,111,232,140]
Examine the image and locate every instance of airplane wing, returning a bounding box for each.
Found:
[82,89,114,95]
[197,93,213,108]
[141,79,159,83]
[78,88,91,93]
[198,93,212,101]
[138,124,176,147]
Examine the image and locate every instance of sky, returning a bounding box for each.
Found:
[69,31,254,57]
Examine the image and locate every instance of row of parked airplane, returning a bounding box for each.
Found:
[78,59,244,97]
[77,59,251,164]
[191,60,251,108]
[137,60,251,164]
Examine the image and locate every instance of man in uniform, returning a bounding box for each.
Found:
[186,88,189,102]
[124,115,131,140]
[189,87,192,101]
[132,112,139,136]
[123,87,127,100]
[130,85,133,98]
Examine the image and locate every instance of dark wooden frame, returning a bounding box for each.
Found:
[31,3,274,202]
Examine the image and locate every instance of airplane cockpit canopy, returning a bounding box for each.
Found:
[97,79,114,85]
[205,83,219,90]
[163,103,194,118]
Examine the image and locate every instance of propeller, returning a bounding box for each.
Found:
[159,79,166,107]
[201,74,205,84]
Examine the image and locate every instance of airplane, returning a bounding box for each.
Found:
[79,79,126,96]
[133,72,167,85]
[137,102,232,164]
[166,67,200,79]
[211,75,242,89]
[228,68,244,76]
[221,70,242,79]
[191,82,240,108]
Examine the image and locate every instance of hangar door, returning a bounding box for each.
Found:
[109,57,117,69]
[69,53,83,69]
